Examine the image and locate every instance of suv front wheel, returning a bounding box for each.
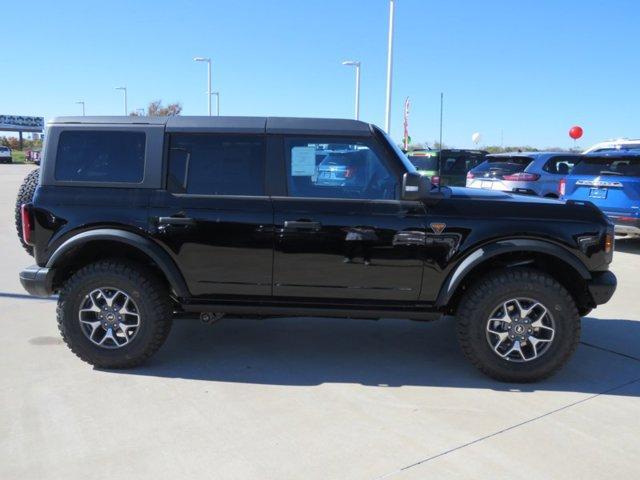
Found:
[456,268,580,382]
[57,260,173,368]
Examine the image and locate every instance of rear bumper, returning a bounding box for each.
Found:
[19,265,55,297]
[587,271,617,306]
[608,215,640,236]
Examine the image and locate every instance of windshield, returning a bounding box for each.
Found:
[408,154,438,171]
[0,147,9,152]
[572,156,640,177]
[374,126,417,173]
[472,156,533,174]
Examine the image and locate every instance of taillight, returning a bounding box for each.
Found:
[502,172,540,181]
[21,204,33,245]
[431,175,440,187]
[559,178,566,196]
[466,171,474,180]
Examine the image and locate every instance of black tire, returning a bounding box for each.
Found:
[57,260,173,368]
[14,167,40,256]
[456,268,580,382]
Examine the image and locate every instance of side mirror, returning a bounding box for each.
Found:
[401,172,429,200]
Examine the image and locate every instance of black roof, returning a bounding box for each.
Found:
[49,116,373,137]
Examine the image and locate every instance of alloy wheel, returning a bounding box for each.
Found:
[485,298,555,362]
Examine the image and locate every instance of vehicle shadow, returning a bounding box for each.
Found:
[111,315,640,396]
[615,237,640,254]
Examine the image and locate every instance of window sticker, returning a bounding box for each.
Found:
[291,146,316,176]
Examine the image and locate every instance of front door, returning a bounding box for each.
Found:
[150,133,273,298]
[272,136,426,301]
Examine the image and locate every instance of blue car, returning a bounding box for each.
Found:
[560,150,640,237]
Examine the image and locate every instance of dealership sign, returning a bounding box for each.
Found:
[0,115,45,132]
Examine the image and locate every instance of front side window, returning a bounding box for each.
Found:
[168,134,265,195]
[284,137,397,200]
[55,130,145,183]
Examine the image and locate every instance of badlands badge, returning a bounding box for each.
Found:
[430,222,446,234]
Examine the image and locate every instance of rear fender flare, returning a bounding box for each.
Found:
[46,228,190,298]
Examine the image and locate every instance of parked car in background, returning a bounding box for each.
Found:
[467,152,579,197]
[0,146,12,163]
[560,151,640,237]
[583,138,640,154]
[408,149,486,186]
[25,150,42,165]
[438,149,487,186]
[407,149,438,178]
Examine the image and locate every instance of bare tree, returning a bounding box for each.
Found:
[130,100,182,117]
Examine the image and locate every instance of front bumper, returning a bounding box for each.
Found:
[19,265,55,297]
[587,271,617,306]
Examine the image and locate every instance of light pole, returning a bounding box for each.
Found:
[384,0,396,133]
[115,87,127,115]
[194,57,212,116]
[75,100,85,116]
[212,91,220,116]
[342,60,361,120]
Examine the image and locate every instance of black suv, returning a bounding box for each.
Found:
[18,116,617,382]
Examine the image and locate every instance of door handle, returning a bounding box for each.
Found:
[157,216,195,226]
[284,220,322,231]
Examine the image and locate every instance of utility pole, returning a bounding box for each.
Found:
[384,0,396,133]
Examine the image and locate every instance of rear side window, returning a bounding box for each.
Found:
[542,156,576,174]
[168,134,265,195]
[55,131,145,183]
[572,156,640,177]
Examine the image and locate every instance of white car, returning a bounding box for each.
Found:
[583,138,640,154]
[0,146,12,163]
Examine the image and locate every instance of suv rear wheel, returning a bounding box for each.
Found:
[456,268,580,382]
[57,260,173,368]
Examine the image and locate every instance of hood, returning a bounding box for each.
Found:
[442,187,607,225]
[446,186,563,204]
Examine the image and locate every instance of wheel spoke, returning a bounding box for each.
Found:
[502,340,526,361]
[98,328,117,346]
[80,319,102,339]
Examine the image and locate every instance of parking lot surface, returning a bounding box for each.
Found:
[1,164,638,479]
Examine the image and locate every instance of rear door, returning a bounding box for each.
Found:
[271,135,426,301]
[540,155,576,195]
[150,133,273,298]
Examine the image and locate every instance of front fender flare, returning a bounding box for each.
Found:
[435,238,591,307]
[46,228,190,298]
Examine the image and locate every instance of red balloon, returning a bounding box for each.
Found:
[569,126,583,140]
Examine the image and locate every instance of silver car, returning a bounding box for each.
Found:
[0,146,11,163]
[466,152,580,197]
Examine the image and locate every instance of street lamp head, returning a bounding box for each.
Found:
[193,57,210,62]
[115,86,126,91]
[342,60,360,66]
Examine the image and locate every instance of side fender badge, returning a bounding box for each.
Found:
[430,222,446,234]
